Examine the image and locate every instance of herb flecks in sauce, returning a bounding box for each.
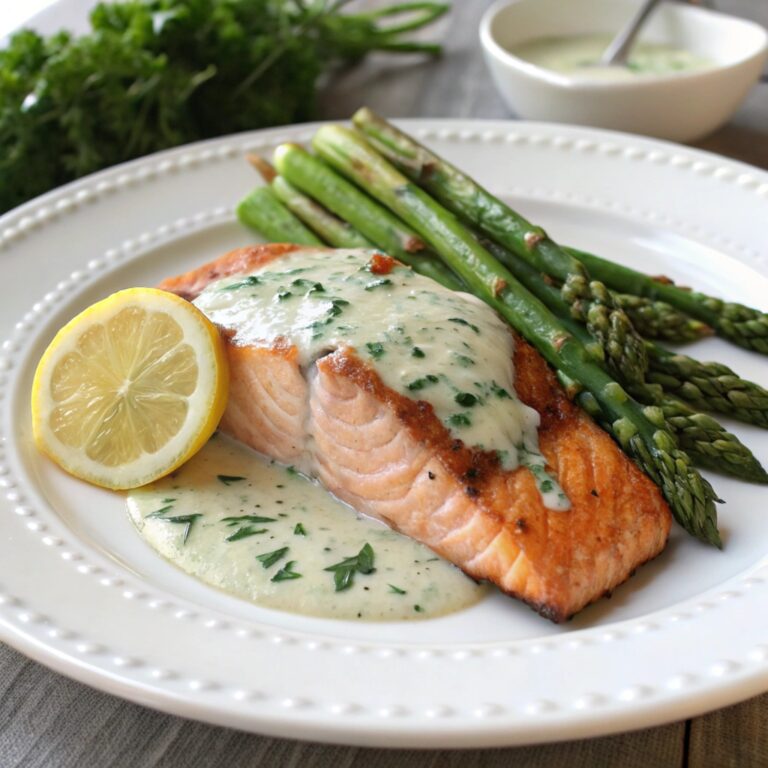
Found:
[221,275,261,291]
[222,514,277,525]
[366,341,386,359]
[127,436,485,621]
[193,249,567,510]
[272,561,302,582]
[217,475,246,486]
[325,543,375,592]
[226,526,267,542]
[257,547,289,568]
[146,511,201,544]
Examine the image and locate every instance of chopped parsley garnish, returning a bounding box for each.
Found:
[448,317,480,334]
[388,584,407,595]
[411,346,425,358]
[454,354,474,367]
[324,543,375,592]
[217,475,246,486]
[407,374,439,391]
[366,342,386,359]
[225,526,268,542]
[221,514,276,525]
[293,523,307,536]
[454,392,478,407]
[145,505,174,519]
[414,604,424,613]
[150,513,201,544]
[448,413,472,427]
[328,298,349,316]
[276,289,293,301]
[221,275,260,291]
[256,547,289,569]
[292,278,324,293]
[272,561,302,582]
[364,278,393,291]
[490,382,512,399]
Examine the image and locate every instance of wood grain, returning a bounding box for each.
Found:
[1,0,767,765]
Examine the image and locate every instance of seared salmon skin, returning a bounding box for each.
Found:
[159,244,671,622]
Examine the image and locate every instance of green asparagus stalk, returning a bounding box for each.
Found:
[567,247,768,355]
[647,343,768,428]
[480,238,766,481]
[613,293,713,343]
[236,185,323,247]
[247,154,375,250]
[352,107,649,384]
[273,143,463,291]
[241,152,765,484]
[313,123,721,545]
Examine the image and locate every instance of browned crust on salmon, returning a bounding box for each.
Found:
[161,245,672,622]
[158,243,302,300]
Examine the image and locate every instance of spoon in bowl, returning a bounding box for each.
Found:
[599,0,663,66]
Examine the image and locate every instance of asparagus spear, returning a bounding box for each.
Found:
[613,293,712,343]
[641,390,767,482]
[272,143,463,291]
[352,107,649,384]
[247,155,375,250]
[647,343,768,428]
[312,123,721,545]
[481,238,766,481]
[242,153,765,483]
[567,247,768,355]
[236,185,323,247]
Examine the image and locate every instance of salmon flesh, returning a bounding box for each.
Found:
[159,244,671,622]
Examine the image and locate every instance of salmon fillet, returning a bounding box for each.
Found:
[160,244,671,622]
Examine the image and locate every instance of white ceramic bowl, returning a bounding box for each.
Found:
[480,0,768,143]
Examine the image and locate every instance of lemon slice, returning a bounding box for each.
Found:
[31,287,229,489]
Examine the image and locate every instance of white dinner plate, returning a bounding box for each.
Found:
[1,120,767,748]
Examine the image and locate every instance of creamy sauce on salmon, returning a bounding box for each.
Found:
[128,434,485,620]
[193,248,568,509]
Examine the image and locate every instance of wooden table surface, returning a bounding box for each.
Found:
[2,1,767,766]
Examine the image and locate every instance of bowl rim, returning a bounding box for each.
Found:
[479,0,768,91]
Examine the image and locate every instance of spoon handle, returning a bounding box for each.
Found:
[600,0,663,66]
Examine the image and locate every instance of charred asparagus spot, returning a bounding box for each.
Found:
[352,107,649,384]
[246,153,277,183]
[568,247,768,355]
[311,123,721,546]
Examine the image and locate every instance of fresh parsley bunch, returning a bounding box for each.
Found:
[0,0,448,213]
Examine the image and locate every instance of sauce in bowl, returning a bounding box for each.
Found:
[509,34,713,81]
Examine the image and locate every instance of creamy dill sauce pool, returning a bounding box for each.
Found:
[193,248,567,509]
[511,34,713,81]
[128,434,485,620]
